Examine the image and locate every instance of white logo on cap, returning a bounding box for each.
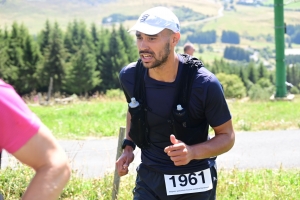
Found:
[140,14,149,22]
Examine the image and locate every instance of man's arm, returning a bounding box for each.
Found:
[13,123,71,200]
[190,119,235,159]
[165,120,235,166]
[116,111,135,176]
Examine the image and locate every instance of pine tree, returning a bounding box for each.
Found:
[258,62,268,80]
[269,71,275,85]
[5,22,27,91]
[64,20,79,62]
[64,20,93,61]
[88,22,102,93]
[0,28,9,81]
[247,62,259,84]
[16,34,42,94]
[39,20,52,56]
[63,20,98,93]
[99,26,128,91]
[239,66,248,83]
[118,24,138,63]
[64,45,100,97]
[290,64,300,87]
[94,27,110,92]
[91,22,99,48]
[38,22,66,93]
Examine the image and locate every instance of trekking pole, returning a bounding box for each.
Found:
[112,127,126,200]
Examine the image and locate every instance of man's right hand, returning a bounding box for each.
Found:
[116,147,134,176]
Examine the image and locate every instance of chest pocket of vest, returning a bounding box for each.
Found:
[128,104,151,149]
[170,108,209,145]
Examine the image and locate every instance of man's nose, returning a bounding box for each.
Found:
[138,40,149,50]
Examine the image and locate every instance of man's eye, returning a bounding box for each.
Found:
[149,37,156,41]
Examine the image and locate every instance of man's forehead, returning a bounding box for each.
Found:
[135,31,160,37]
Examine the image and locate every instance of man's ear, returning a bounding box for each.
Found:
[172,32,180,46]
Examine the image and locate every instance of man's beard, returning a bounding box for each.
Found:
[141,42,171,69]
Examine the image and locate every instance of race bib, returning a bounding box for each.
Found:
[164,168,213,196]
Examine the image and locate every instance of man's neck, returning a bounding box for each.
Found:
[148,52,179,82]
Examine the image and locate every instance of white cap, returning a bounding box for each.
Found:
[128,6,180,35]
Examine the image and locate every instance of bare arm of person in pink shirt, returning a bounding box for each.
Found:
[13,124,71,200]
[0,80,71,200]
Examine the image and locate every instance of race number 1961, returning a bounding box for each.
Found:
[164,168,213,196]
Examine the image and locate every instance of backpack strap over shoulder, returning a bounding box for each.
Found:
[128,59,151,149]
[133,59,146,105]
[132,55,204,108]
[177,54,204,108]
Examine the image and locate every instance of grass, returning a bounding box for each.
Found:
[228,97,300,131]
[29,99,128,139]
[1,165,299,199]
[263,0,300,9]
[217,168,300,200]
[196,50,224,64]
[202,4,299,37]
[27,95,300,139]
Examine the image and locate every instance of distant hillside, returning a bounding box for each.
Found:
[0,0,299,64]
[0,0,219,33]
[0,0,117,4]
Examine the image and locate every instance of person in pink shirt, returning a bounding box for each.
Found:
[0,79,71,200]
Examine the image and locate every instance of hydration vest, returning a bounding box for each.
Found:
[127,54,209,149]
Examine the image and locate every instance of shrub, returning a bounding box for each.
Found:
[290,86,299,94]
[105,89,124,100]
[248,84,274,100]
[256,78,273,88]
[216,73,246,99]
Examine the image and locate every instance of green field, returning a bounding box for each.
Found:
[29,100,128,139]
[202,4,299,37]
[263,0,300,9]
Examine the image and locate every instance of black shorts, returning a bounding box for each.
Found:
[133,163,217,200]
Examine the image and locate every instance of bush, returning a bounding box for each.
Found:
[105,89,124,100]
[244,79,254,93]
[216,73,246,99]
[256,78,273,88]
[248,84,274,100]
[290,86,299,94]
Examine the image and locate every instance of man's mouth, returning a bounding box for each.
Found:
[140,53,153,62]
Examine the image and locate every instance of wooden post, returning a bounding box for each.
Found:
[112,127,126,200]
[46,77,53,103]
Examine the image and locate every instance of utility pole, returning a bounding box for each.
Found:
[274,0,287,98]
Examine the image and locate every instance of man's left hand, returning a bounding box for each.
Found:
[164,134,193,166]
